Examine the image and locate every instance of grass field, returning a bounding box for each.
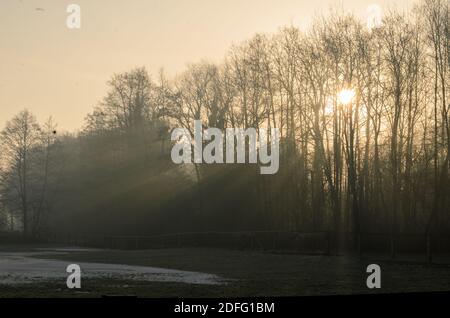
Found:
[1,244,450,297]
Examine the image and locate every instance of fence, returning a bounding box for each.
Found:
[43,231,331,253]
[37,230,450,263]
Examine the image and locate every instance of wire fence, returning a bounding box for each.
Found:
[31,230,450,263]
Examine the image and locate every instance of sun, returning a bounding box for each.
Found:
[338,89,355,105]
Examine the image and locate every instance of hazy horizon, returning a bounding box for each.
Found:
[1,0,449,300]
[1,0,412,131]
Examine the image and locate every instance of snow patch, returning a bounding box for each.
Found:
[0,249,227,286]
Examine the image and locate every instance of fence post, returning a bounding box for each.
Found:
[390,235,396,259]
[326,231,331,255]
[272,232,277,250]
[427,233,432,264]
[358,232,362,259]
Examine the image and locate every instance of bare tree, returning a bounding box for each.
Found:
[0,110,42,236]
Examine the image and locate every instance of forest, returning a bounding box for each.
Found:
[0,0,448,253]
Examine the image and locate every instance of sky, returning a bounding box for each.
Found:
[0,0,413,132]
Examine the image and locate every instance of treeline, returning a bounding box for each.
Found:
[0,0,448,245]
